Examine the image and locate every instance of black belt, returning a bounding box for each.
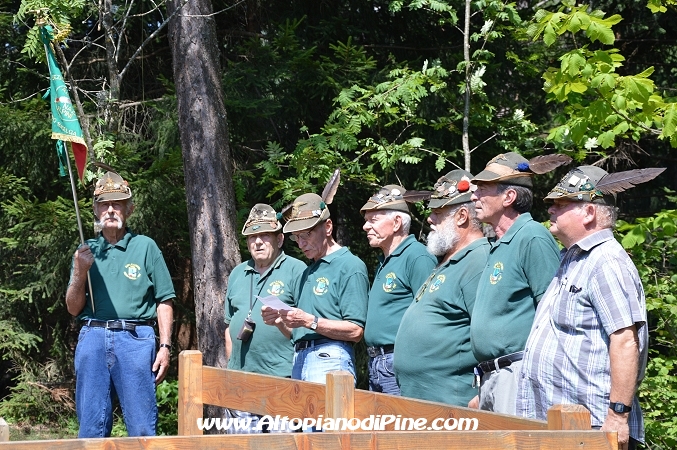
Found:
[367,344,394,357]
[84,319,156,332]
[475,351,524,378]
[294,338,344,352]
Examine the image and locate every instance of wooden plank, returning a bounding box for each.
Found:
[0,418,7,442]
[177,350,203,436]
[325,371,355,433]
[199,365,547,431]
[201,366,326,418]
[0,430,617,449]
[547,404,591,430]
[352,390,548,431]
[199,365,546,431]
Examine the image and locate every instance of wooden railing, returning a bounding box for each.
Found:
[0,350,619,449]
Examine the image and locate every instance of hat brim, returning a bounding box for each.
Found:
[95,192,132,202]
[543,190,616,205]
[282,208,330,233]
[242,222,282,236]
[472,169,533,188]
[360,201,410,215]
[428,192,473,209]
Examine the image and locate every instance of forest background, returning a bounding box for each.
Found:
[0,0,676,446]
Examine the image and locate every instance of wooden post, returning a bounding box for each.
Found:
[546,404,591,430]
[0,418,8,441]
[178,350,204,436]
[325,371,355,432]
[547,405,618,450]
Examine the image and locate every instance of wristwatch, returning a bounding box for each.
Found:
[609,402,632,413]
[310,315,319,330]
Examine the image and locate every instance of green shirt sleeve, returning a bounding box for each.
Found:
[523,235,561,302]
[338,271,369,328]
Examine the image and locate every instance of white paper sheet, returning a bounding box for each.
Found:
[256,295,293,311]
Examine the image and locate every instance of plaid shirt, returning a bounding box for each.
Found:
[516,229,648,442]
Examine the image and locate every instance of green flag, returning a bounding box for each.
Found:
[40,25,88,181]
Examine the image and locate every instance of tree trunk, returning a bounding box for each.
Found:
[167,0,241,374]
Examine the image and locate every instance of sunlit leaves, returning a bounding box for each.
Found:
[527,4,677,151]
[15,0,87,60]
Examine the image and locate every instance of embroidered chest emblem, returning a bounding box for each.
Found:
[124,263,141,280]
[428,274,446,293]
[313,277,330,295]
[382,272,397,293]
[489,262,503,284]
[268,280,285,296]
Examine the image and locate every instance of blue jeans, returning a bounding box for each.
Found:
[292,340,356,385]
[74,325,157,437]
[368,353,400,395]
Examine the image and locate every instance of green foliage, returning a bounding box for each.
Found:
[617,208,677,448]
[647,0,677,13]
[156,379,178,435]
[15,0,87,60]
[527,2,677,152]
[0,320,42,363]
[0,360,74,425]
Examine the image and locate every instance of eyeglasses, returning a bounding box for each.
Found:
[290,229,314,243]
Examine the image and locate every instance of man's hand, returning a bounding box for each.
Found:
[73,245,94,275]
[261,305,292,339]
[468,395,479,409]
[261,305,283,326]
[279,307,313,329]
[154,301,173,385]
[66,245,95,316]
[152,346,170,385]
[601,410,630,450]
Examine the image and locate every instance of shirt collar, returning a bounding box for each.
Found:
[495,212,533,245]
[443,237,488,266]
[99,228,133,250]
[245,251,288,277]
[316,246,349,264]
[570,228,615,252]
[378,234,417,264]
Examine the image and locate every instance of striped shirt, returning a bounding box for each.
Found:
[516,229,648,442]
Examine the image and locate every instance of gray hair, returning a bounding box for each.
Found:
[592,203,617,229]
[384,210,412,234]
[496,183,533,213]
[447,202,482,230]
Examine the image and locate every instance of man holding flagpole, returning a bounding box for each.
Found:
[65,171,175,437]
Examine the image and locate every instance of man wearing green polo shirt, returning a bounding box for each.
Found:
[394,170,489,406]
[225,204,306,433]
[65,170,175,438]
[467,152,568,414]
[361,185,436,395]
[276,193,369,386]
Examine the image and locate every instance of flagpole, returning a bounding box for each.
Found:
[64,149,96,314]
[39,24,95,314]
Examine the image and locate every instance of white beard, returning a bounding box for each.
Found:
[427,223,460,257]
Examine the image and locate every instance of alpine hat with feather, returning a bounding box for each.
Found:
[545,165,666,206]
[282,169,341,233]
[360,184,409,215]
[472,152,572,188]
[427,169,475,208]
